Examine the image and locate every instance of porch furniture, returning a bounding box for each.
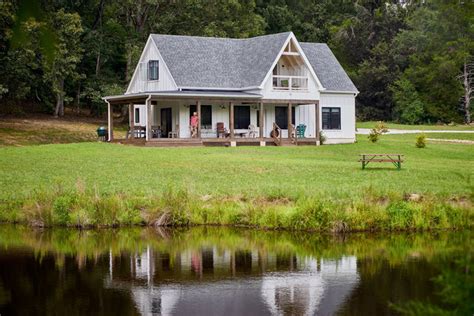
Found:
[247,124,257,138]
[168,124,179,138]
[126,126,146,139]
[216,122,228,138]
[296,124,306,138]
[235,132,247,138]
[359,154,404,170]
[151,126,161,138]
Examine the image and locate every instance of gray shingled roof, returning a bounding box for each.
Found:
[300,42,358,92]
[151,32,357,92]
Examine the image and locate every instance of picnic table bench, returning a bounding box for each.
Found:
[359,154,404,170]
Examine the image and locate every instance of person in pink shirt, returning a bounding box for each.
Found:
[190,112,199,138]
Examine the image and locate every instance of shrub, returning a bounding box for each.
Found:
[368,121,388,143]
[416,133,426,148]
[319,131,326,145]
[52,194,75,225]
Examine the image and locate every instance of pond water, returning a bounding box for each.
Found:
[0,226,471,315]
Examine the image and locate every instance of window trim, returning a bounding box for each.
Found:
[321,107,341,130]
[148,60,160,81]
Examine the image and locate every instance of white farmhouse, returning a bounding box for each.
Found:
[104,32,358,146]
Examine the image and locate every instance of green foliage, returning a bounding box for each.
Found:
[391,78,424,124]
[319,130,326,145]
[415,134,426,148]
[0,1,472,123]
[368,121,388,142]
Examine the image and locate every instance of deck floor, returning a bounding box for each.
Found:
[112,137,318,147]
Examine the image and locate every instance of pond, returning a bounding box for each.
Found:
[0,226,471,315]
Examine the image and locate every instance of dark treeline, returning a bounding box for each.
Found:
[0,0,472,123]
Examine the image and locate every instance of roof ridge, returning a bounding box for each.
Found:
[151,32,292,42]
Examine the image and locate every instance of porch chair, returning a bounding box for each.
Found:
[151,126,161,138]
[296,124,306,138]
[216,122,228,138]
[168,124,179,138]
[247,124,257,138]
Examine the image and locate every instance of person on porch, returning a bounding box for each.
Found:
[190,112,199,138]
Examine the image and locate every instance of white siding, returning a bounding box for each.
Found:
[126,38,177,94]
[319,93,356,144]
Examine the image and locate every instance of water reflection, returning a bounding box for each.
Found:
[0,226,471,315]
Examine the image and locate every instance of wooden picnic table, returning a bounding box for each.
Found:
[359,154,404,170]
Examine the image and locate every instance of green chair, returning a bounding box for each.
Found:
[296,124,306,138]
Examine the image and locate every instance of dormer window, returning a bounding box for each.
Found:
[148,60,159,80]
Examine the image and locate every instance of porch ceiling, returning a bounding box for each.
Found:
[104,90,318,105]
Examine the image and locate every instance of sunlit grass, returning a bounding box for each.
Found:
[357,121,474,130]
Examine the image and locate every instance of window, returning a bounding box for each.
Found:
[201,105,212,128]
[148,60,159,80]
[135,108,140,124]
[256,110,260,127]
[322,107,341,130]
[234,106,250,129]
[189,104,212,129]
[275,106,295,129]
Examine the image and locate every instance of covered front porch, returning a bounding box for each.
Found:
[104,91,321,147]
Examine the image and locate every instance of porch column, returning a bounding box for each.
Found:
[146,99,151,141]
[287,102,292,139]
[107,102,113,142]
[229,101,234,138]
[315,101,320,145]
[129,103,135,139]
[259,102,264,139]
[196,100,201,138]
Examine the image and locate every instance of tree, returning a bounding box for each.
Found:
[391,77,424,124]
[394,1,474,123]
[43,9,83,117]
[458,59,473,124]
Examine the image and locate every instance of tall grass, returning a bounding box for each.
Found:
[1,186,472,231]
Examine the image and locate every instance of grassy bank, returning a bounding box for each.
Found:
[0,115,127,146]
[0,133,472,231]
[1,187,471,231]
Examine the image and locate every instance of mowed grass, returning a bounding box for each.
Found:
[357,121,474,131]
[0,134,472,201]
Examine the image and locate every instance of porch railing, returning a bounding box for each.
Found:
[272,75,308,91]
[271,122,282,146]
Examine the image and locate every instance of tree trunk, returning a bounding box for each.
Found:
[75,83,81,114]
[125,47,132,82]
[462,61,472,124]
[95,50,101,77]
[54,79,65,117]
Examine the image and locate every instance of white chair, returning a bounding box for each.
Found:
[247,124,257,138]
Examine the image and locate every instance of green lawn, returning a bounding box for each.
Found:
[424,133,474,141]
[357,121,474,130]
[0,134,472,201]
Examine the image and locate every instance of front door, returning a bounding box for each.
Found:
[161,108,172,138]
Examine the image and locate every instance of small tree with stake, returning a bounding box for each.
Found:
[368,121,388,143]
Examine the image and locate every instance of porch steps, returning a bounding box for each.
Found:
[145,139,203,147]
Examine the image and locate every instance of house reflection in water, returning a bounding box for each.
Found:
[105,246,359,315]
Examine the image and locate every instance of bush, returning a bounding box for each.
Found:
[319,131,326,145]
[416,133,426,148]
[368,121,388,143]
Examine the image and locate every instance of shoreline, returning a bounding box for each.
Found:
[1,189,472,232]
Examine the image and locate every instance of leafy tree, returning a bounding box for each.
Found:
[391,77,424,124]
[43,9,83,117]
